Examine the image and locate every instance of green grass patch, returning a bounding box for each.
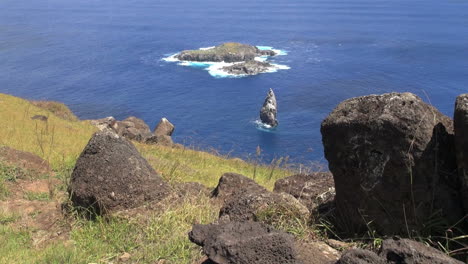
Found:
[23,191,50,201]
[138,143,296,190]
[0,211,20,225]
[0,225,33,263]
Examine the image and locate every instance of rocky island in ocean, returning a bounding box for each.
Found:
[163,42,289,78]
[259,88,278,127]
[176,42,276,62]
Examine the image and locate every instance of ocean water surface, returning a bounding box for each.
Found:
[1,0,467,164]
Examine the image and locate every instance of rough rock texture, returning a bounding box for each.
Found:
[189,221,301,264]
[115,116,153,142]
[221,60,273,75]
[153,117,175,136]
[273,172,335,211]
[219,191,309,222]
[176,42,275,63]
[379,238,464,264]
[90,116,117,131]
[68,130,170,214]
[212,173,309,223]
[211,172,267,200]
[336,249,384,264]
[335,238,463,264]
[296,241,340,264]
[145,135,174,146]
[321,92,463,234]
[91,116,175,146]
[260,88,278,127]
[454,94,468,214]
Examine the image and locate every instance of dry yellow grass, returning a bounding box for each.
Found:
[0,93,96,169]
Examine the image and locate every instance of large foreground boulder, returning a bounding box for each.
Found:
[321,92,463,234]
[336,238,463,264]
[454,94,468,214]
[68,130,170,214]
[189,221,300,264]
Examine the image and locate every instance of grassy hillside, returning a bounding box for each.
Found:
[0,93,301,263]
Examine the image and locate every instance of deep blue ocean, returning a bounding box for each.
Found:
[1,0,468,164]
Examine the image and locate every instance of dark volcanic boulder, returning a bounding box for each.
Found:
[68,130,170,214]
[211,172,267,200]
[219,191,309,223]
[176,42,275,63]
[115,116,152,142]
[379,238,464,264]
[153,117,175,137]
[454,94,468,214]
[321,92,463,234]
[274,172,335,212]
[189,221,301,264]
[145,134,174,146]
[336,238,463,264]
[221,60,273,75]
[260,88,278,127]
[213,173,309,224]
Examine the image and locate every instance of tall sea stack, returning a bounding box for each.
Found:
[260,88,278,127]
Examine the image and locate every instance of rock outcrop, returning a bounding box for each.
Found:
[176,42,276,63]
[153,117,175,137]
[90,116,117,131]
[336,238,463,264]
[260,88,278,127]
[211,172,267,200]
[273,172,335,212]
[115,116,153,142]
[321,92,463,234]
[221,60,273,75]
[189,221,300,264]
[68,130,170,214]
[212,172,309,225]
[454,94,468,214]
[90,116,176,146]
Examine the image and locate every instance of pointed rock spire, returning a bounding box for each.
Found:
[260,88,278,127]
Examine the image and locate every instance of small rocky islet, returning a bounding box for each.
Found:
[170,42,286,76]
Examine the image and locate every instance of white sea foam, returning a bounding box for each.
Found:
[256,46,288,56]
[254,56,269,62]
[162,45,290,78]
[206,62,245,78]
[253,120,276,132]
[199,46,215,50]
[256,46,274,50]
